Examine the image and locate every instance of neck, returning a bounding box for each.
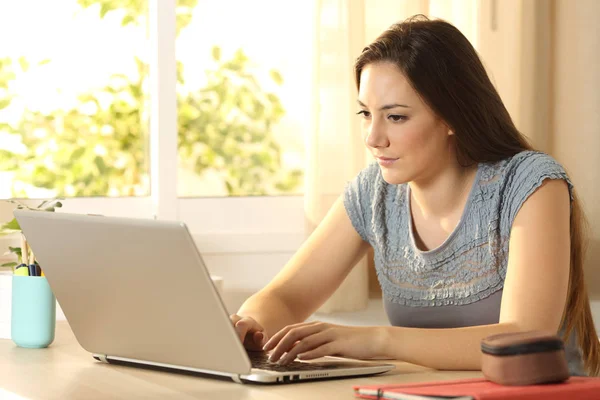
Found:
[409,158,478,218]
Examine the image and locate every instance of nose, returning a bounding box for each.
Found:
[365,120,390,149]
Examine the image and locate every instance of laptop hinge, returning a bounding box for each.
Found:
[98,354,109,363]
[231,374,242,384]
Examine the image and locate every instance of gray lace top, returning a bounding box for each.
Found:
[343,150,585,375]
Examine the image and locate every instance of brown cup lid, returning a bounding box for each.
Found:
[481,330,564,356]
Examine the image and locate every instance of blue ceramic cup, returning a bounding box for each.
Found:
[11,275,56,348]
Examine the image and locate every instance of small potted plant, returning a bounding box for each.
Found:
[0,198,63,269]
[0,198,62,339]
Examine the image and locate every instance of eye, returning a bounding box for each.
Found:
[388,114,407,122]
[356,110,371,119]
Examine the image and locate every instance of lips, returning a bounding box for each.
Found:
[376,156,399,161]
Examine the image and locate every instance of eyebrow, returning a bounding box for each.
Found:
[357,100,410,110]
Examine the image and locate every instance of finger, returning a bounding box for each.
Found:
[278,331,332,365]
[253,331,268,348]
[296,342,337,361]
[230,314,242,329]
[235,318,262,342]
[244,331,266,352]
[269,323,327,362]
[263,321,319,351]
[234,320,251,343]
[262,326,291,352]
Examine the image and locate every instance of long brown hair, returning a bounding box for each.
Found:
[354,15,600,376]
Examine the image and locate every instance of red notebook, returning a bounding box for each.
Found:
[353,377,600,400]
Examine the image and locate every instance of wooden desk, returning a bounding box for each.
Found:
[0,322,482,400]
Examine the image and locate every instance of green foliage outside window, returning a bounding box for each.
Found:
[0,0,302,197]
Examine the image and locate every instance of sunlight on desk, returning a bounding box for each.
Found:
[0,321,482,399]
[0,388,29,400]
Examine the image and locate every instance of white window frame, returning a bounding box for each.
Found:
[149,0,305,253]
[1,0,305,262]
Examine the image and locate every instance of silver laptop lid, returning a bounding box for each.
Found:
[14,210,252,375]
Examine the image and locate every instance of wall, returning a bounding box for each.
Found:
[477,0,600,327]
[551,0,600,301]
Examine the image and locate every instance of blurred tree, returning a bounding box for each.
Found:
[0,57,148,197]
[0,57,18,171]
[77,0,197,34]
[0,0,302,197]
[178,47,303,195]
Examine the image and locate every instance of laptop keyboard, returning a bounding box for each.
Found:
[248,351,358,372]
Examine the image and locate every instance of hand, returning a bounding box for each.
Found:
[230,314,269,351]
[262,321,387,365]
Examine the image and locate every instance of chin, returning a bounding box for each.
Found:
[379,167,411,185]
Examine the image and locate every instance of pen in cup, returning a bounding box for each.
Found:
[21,234,29,266]
[18,235,43,276]
[14,265,29,276]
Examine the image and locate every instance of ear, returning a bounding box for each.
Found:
[442,121,454,136]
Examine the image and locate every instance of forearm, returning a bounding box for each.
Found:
[237,289,302,337]
[381,322,520,370]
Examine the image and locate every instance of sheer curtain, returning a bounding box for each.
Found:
[306,0,478,313]
[477,0,600,299]
[551,0,600,300]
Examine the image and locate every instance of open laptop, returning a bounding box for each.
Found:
[14,210,395,384]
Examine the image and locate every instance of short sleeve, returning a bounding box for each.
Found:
[342,162,380,243]
[501,151,574,231]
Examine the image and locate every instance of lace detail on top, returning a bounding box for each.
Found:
[343,151,573,307]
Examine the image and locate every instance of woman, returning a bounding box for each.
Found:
[230,16,600,376]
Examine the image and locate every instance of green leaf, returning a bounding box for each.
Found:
[269,70,283,85]
[1,218,20,231]
[94,156,107,174]
[18,57,29,72]
[70,147,86,162]
[8,247,22,257]
[38,59,51,66]
[211,46,221,62]
[225,180,233,194]
[100,3,110,18]
[1,262,17,268]
[121,15,135,26]
[0,98,11,110]
[37,199,50,208]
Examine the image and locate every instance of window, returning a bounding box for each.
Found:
[175,0,311,197]
[0,0,150,199]
[0,1,307,260]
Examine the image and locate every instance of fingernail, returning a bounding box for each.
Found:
[279,356,290,365]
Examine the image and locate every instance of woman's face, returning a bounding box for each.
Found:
[358,62,454,185]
